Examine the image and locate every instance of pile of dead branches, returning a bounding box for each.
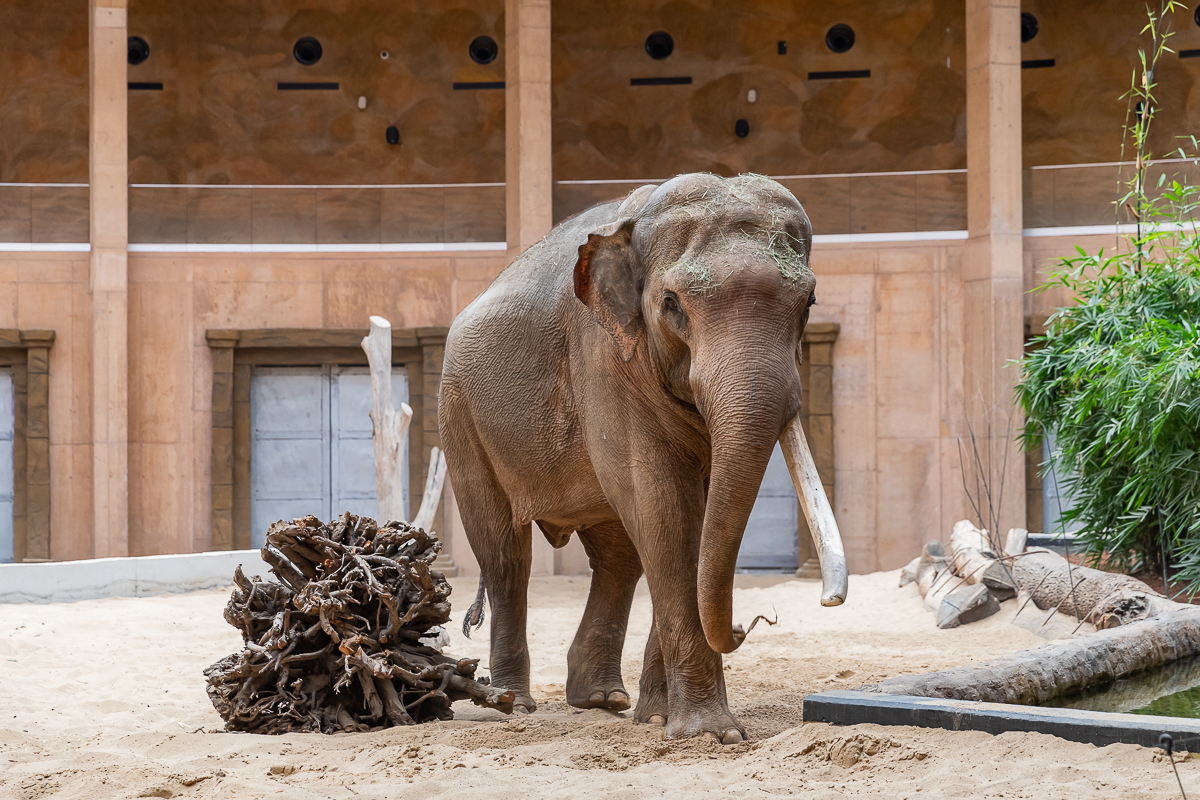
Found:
[204,513,514,734]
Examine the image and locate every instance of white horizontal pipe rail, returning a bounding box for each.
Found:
[7,228,1186,253]
[126,242,507,253]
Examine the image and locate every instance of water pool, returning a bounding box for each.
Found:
[1046,656,1200,718]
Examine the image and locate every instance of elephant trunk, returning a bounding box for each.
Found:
[695,385,850,655]
[695,395,783,655]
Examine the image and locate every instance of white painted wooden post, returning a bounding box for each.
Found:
[412,446,448,533]
[361,316,413,525]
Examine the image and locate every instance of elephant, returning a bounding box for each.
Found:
[438,172,847,744]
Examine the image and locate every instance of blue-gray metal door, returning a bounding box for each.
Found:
[737,443,799,571]
[250,367,330,547]
[331,366,409,524]
[250,366,409,548]
[0,369,13,563]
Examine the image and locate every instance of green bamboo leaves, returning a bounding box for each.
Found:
[1017,1,1200,591]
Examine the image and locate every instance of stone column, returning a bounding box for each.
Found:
[21,331,55,562]
[89,0,130,558]
[963,0,1025,533]
[504,0,555,572]
[206,331,239,552]
[505,0,553,260]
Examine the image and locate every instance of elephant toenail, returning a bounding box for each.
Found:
[720,729,744,745]
[589,691,605,703]
[648,714,666,726]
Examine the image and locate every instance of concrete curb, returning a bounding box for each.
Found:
[0,551,270,604]
[803,689,1200,748]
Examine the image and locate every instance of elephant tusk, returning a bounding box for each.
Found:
[779,416,848,607]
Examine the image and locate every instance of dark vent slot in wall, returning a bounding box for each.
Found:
[277,82,339,90]
[128,81,163,90]
[630,76,692,86]
[1180,49,1200,59]
[1021,59,1055,69]
[453,81,505,90]
[807,69,870,80]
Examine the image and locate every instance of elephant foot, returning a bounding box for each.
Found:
[666,707,747,746]
[717,728,745,745]
[633,695,667,725]
[567,682,631,712]
[511,695,538,715]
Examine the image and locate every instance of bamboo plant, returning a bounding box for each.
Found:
[1016,1,1200,591]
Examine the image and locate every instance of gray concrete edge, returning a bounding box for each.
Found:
[803,689,1200,749]
[0,550,270,604]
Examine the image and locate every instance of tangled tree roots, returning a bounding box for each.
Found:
[204,513,514,734]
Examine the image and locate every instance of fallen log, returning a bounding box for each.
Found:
[1004,527,1028,558]
[1009,547,1183,628]
[864,606,1200,705]
[204,513,514,734]
[909,536,1003,627]
[912,541,959,613]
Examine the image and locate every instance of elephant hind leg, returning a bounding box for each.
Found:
[450,464,537,713]
[566,522,642,712]
[634,612,668,725]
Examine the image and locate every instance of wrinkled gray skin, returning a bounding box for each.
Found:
[438,173,816,744]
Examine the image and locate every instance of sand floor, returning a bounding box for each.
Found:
[0,569,1190,799]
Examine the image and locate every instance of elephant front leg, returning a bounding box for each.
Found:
[632,489,746,743]
[648,577,743,744]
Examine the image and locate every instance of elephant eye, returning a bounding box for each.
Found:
[663,291,681,314]
[807,292,817,308]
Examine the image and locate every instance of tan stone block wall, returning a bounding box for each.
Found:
[2,253,94,561]
[809,239,975,573]
[0,233,1126,569]
[124,249,507,559]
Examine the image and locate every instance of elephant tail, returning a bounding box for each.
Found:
[462,576,487,638]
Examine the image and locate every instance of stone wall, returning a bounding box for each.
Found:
[0,231,1106,572]
[126,0,506,185]
[0,253,93,562]
[1,249,508,561]
[5,0,1197,570]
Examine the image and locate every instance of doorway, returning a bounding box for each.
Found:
[249,365,409,548]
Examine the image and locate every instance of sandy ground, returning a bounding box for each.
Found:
[0,569,1191,799]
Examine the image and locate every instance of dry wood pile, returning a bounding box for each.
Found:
[900,519,1185,631]
[204,513,514,734]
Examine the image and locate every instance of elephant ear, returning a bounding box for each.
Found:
[574,219,643,362]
